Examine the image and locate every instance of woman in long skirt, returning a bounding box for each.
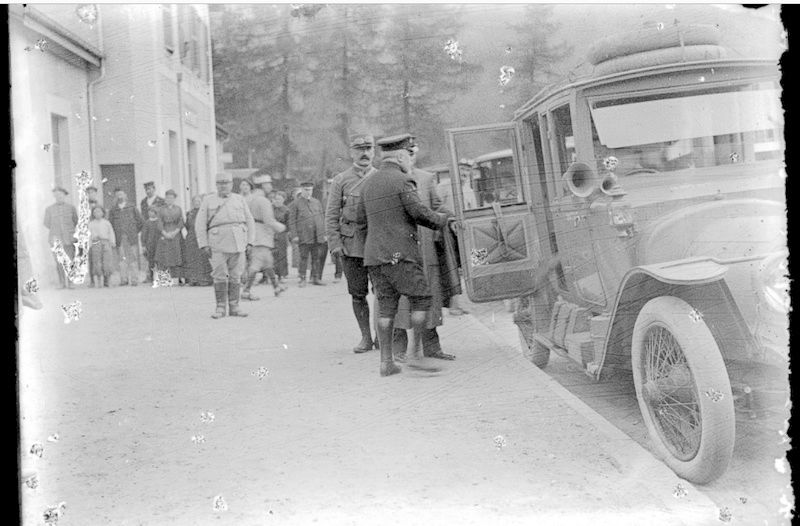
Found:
[183,194,213,286]
[270,191,290,282]
[154,190,184,283]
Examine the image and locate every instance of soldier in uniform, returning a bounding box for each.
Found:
[357,134,453,377]
[241,181,287,300]
[325,133,380,353]
[392,137,459,361]
[195,172,256,319]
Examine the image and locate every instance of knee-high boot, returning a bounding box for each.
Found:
[265,268,285,296]
[241,272,260,301]
[377,319,401,377]
[405,313,441,372]
[352,297,374,353]
[228,279,248,317]
[211,281,228,319]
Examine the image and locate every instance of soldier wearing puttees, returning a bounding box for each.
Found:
[357,133,453,377]
[241,180,287,301]
[195,172,256,319]
[325,133,380,353]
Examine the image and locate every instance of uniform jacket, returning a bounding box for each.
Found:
[43,202,78,245]
[325,164,377,258]
[108,202,143,246]
[358,160,450,267]
[195,192,256,253]
[246,194,286,249]
[288,195,325,244]
[394,168,460,329]
[141,195,166,219]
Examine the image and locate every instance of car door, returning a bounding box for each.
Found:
[446,122,547,302]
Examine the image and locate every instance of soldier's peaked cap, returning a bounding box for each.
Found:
[377,133,413,151]
[300,181,315,188]
[143,181,155,188]
[349,134,374,148]
[215,172,233,182]
[253,174,272,184]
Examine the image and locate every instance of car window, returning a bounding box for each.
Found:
[450,127,525,211]
[590,81,783,175]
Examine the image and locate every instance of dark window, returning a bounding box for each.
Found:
[163,4,174,54]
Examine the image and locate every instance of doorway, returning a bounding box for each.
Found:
[101,164,136,208]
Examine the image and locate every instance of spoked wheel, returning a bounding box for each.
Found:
[631,296,735,484]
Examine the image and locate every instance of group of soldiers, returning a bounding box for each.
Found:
[195,132,462,377]
[326,132,461,377]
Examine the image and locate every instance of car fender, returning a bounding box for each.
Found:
[593,257,757,381]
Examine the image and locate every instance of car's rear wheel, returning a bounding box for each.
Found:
[631,296,735,484]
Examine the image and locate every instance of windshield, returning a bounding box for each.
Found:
[590,82,783,175]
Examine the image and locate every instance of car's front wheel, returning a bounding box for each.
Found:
[631,296,735,484]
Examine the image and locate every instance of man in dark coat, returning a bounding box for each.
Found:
[325,133,379,353]
[43,187,78,289]
[140,181,166,219]
[108,189,143,286]
[392,137,459,361]
[288,181,327,287]
[357,133,453,377]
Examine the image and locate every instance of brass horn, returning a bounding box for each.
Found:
[564,162,601,199]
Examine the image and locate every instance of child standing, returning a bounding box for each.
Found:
[141,207,161,283]
[88,206,116,287]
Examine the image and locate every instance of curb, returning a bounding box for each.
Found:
[464,311,722,524]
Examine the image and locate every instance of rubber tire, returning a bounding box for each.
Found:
[518,325,550,369]
[587,23,722,65]
[593,45,727,77]
[631,296,735,484]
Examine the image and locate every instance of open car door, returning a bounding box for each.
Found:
[446,122,547,302]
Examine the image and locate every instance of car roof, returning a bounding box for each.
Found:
[473,148,513,164]
[514,57,778,120]
[420,163,450,174]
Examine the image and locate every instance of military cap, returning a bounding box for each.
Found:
[143,181,156,188]
[52,186,69,195]
[457,158,473,168]
[377,133,414,151]
[349,134,374,149]
[165,189,177,197]
[253,174,272,184]
[215,172,233,183]
[86,185,98,192]
[300,181,315,188]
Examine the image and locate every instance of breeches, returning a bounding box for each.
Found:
[368,262,432,318]
[248,246,274,273]
[210,251,245,281]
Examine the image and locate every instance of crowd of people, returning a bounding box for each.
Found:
[35,132,470,377]
[40,177,309,292]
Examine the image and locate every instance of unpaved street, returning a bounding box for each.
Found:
[19,278,724,525]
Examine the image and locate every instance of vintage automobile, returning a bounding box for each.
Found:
[445,25,786,484]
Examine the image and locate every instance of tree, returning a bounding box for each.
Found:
[506,5,573,110]
[364,5,483,164]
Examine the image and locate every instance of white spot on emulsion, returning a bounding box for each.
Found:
[212,494,228,512]
[499,66,515,86]
[61,301,83,324]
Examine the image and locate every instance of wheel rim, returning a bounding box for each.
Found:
[641,324,702,461]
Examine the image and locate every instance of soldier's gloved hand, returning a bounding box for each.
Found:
[246,244,253,258]
[202,247,212,259]
[331,246,344,258]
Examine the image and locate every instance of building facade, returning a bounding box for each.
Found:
[11,4,218,285]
